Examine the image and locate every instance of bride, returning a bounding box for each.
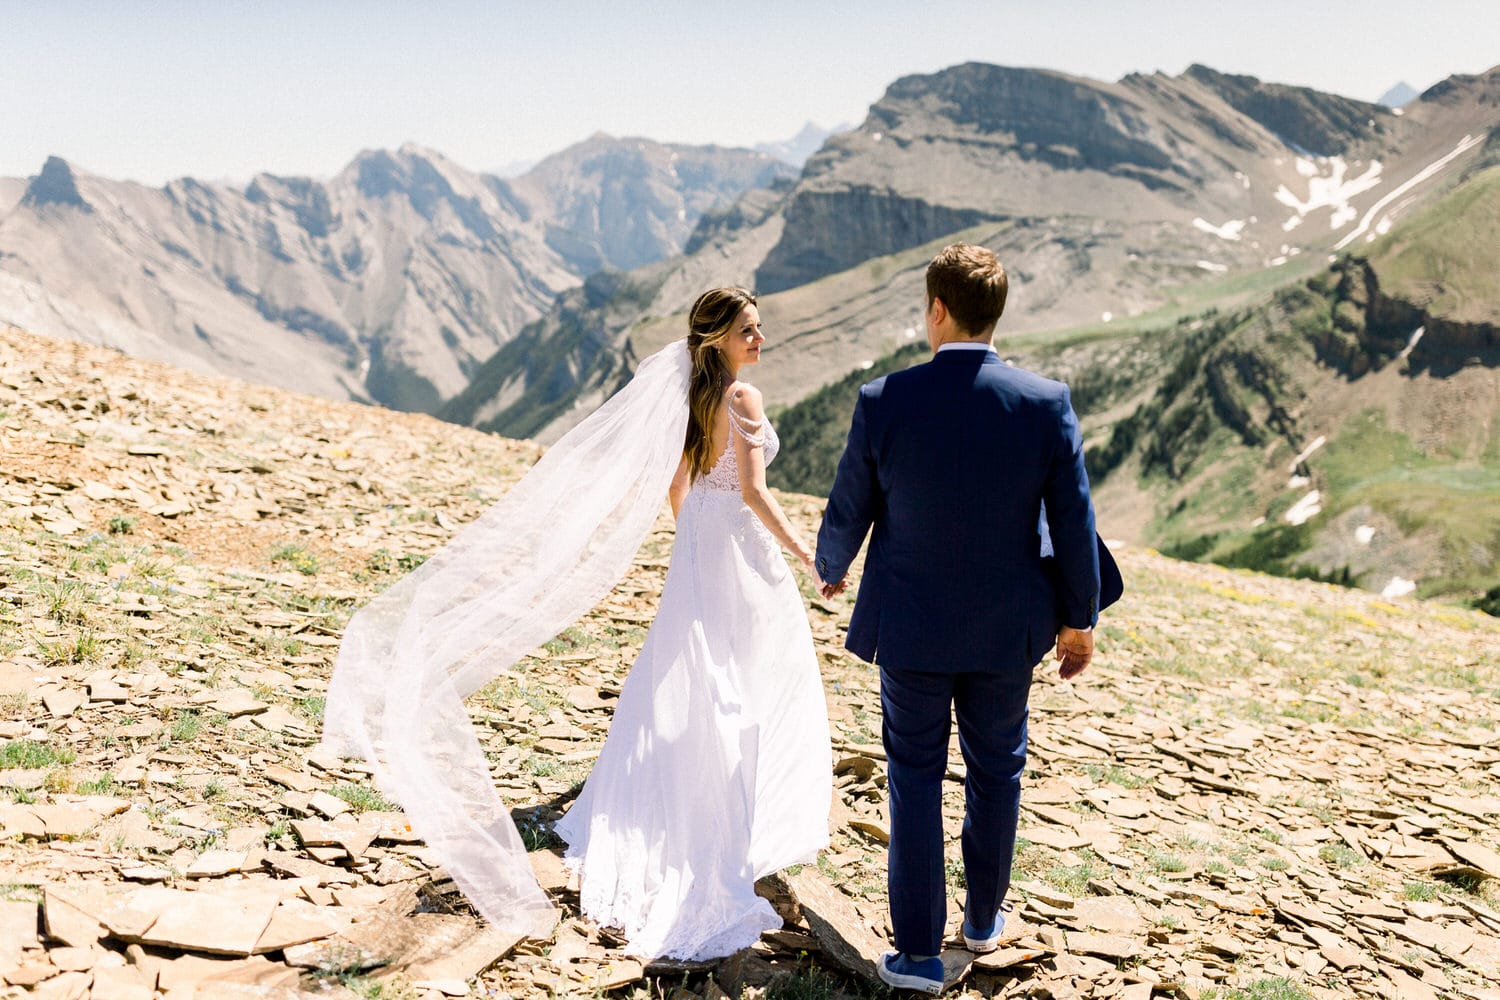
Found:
[321,287,831,961]
[555,287,832,959]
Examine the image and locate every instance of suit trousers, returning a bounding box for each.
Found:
[879,663,1033,955]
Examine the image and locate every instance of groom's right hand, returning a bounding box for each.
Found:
[1055,625,1094,680]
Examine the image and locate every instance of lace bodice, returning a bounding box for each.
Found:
[695,402,779,495]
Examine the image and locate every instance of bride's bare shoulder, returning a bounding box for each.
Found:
[724,381,764,417]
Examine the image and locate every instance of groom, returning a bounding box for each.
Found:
[815,243,1103,995]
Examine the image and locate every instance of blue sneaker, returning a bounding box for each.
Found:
[877,951,944,995]
[962,902,1012,953]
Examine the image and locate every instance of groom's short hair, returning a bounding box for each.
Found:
[927,244,1008,336]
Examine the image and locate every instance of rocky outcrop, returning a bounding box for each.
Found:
[1315,258,1500,377]
[21,157,91,212]
[1184,64,1395,156]
[756,186,997,293]
[876,63,1188,181]
[683,180,791,256]
[245,174,337,239]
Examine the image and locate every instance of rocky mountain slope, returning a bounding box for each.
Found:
[0,137,789,415]
[459,62,1500,445]
[768,163,1500,610]
[1090,162,1500,606]
[502,133,793,274]
[2,324,1499,1000]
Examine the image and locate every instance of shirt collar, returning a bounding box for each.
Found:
[937,341,997,353]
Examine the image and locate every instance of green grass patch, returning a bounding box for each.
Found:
[169,710,203,742]
[516,814,563,853]
[0,740,77,770]
[1365,164,1500,325]
[765,963,844,1000]
[1043,851,1106,895]
[1402,880,1439,901]
[542,626,591,656]
[1082,763,1150,789]
[270,542,320,576]
[39,579,91,624]
[362,548,428,577]
[38,630,101,666]
[1202,977,1312,1000]
[524,754,560,778]
[75,774,118,795]
[0,883,41,904]
[945,855,967,891]
[330,782,397,813]
[1150,852,1188,873]
[254,629,303,659]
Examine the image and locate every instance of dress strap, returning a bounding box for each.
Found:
[726,400,766,447]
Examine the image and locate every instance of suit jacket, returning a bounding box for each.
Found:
[816,348,1102,673]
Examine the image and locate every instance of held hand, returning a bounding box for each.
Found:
[818,576,848,600]
[1055,625,1094,681]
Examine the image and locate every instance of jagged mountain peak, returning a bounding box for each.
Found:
[335,145,505,239]
[754,121,850,168]
[344,144,474,192]
[1378,81,1419,109]
[21,156,91,213]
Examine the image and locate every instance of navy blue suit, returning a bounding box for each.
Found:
[815,345,1101,955]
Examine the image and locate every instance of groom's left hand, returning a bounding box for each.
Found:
[1055,625,1094,680]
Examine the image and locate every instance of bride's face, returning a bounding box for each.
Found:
[721,304,765,368]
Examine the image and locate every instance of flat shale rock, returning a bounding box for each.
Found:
[399,915,523,982]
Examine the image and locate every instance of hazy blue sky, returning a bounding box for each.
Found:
[4,0,1497,185]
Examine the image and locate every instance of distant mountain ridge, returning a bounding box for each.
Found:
[5,58,1497,468]
[754,122,851,167]
[452,61,1499,446]
[0,136,791,413]
[753,61,1420,293]
[1378,81,1420,108]
[506,133,793,273]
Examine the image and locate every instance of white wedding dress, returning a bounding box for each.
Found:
[554,409,832,961]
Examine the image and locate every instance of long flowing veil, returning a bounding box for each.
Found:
[321,340,692,938]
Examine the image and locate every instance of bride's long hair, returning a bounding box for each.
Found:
[685,287,756,480]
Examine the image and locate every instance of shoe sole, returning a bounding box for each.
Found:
[877,953,943,995]
[963,933,1001,953]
